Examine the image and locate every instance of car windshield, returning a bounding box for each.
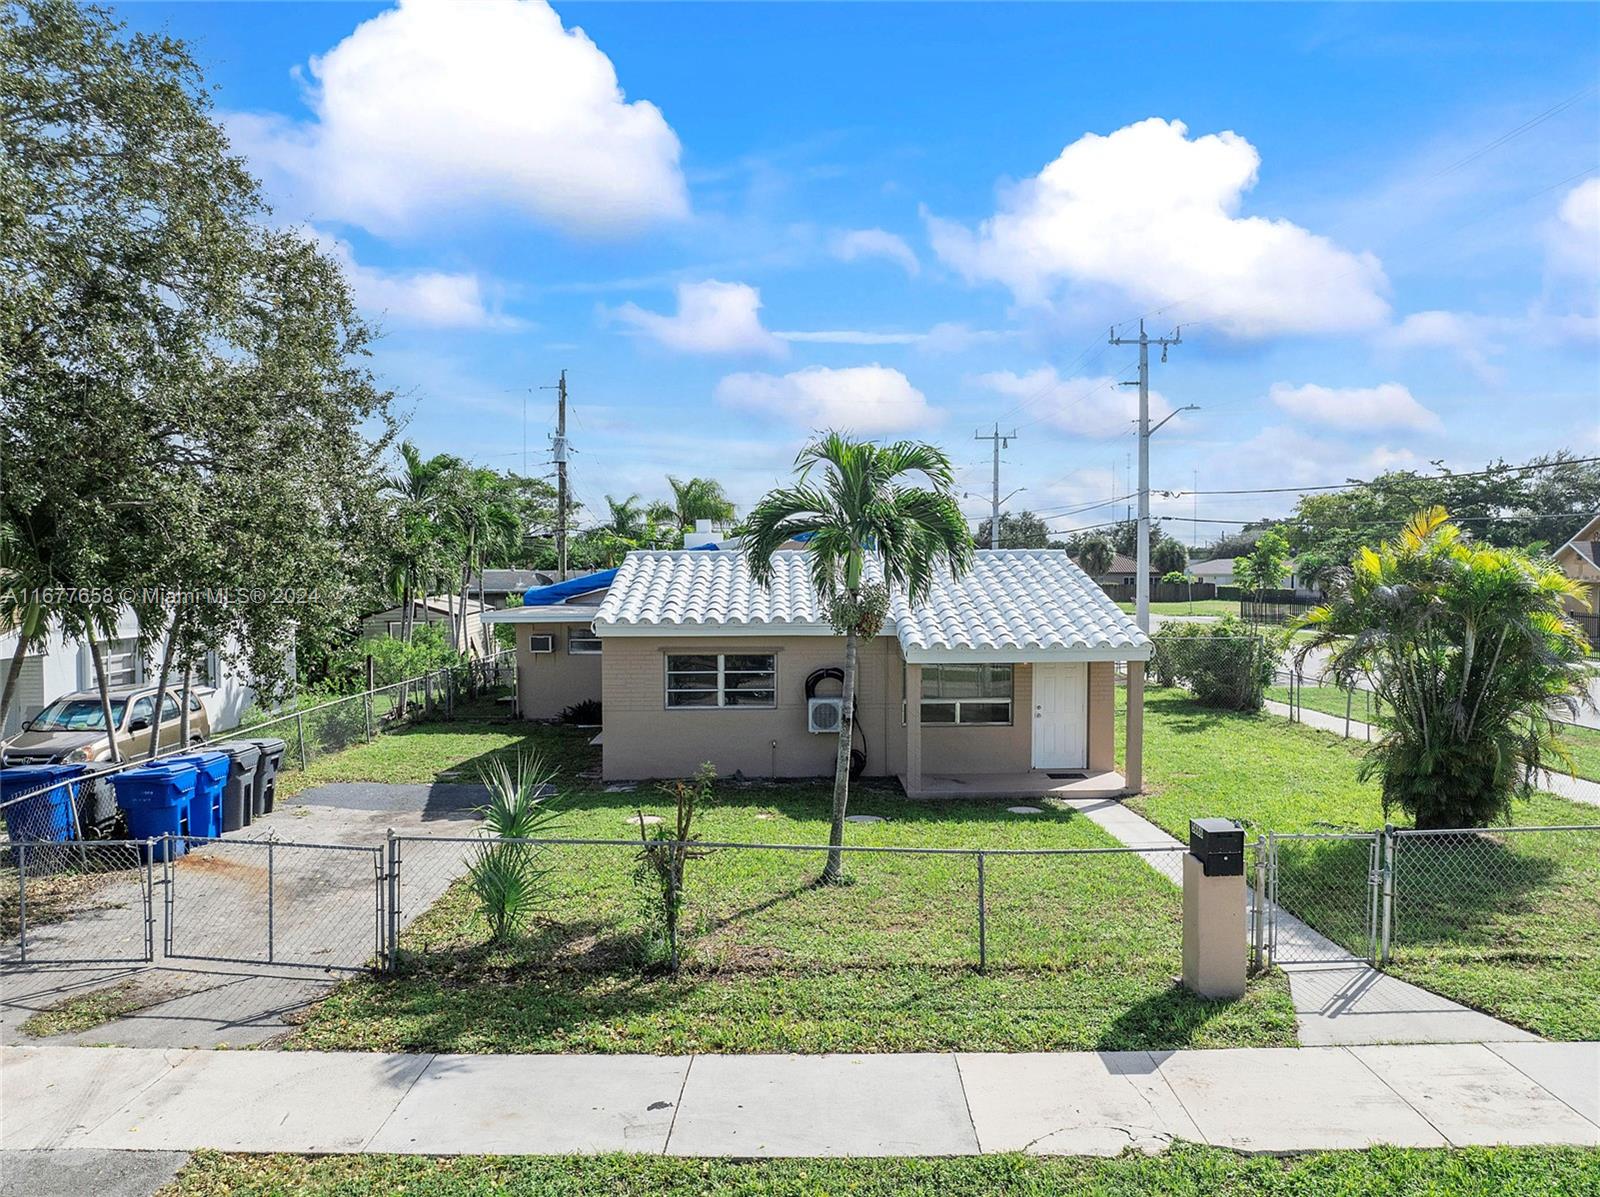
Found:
[27,697,129,732]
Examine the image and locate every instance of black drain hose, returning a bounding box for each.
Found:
[805,666,868,779]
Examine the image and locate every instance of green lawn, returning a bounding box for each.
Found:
[290,760,1292,1053]
[1116,598,1238,618]
[1122,686,1600,1039]
[164,1146,1600,1197]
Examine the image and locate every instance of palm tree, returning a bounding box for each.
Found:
[602,494,647,543]
[382,441,460,641]
[745,432,972,882]
[1076,534,1114,578]
[445,468,521,655]
[1296,507,1591,829]
[668,476,736,529]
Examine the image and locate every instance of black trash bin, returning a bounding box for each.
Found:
[240,737,286,816]
[208,741,262,833]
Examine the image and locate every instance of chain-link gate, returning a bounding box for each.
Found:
[1265,831,1383,965]
[0,840,155,966]
[163,836,384,971]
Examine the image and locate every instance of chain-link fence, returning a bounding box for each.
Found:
[1265,832,1380,964]
[0,839,154,966]
[383,833,1193,979]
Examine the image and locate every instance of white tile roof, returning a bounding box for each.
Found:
[594,549,1151,661]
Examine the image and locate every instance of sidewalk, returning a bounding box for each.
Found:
[3,1042,1596,1157]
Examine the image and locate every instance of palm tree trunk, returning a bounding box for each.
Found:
[822,627,858,884]
[0,632,30,735]
[146,617,179,758]
[84,627,121,764]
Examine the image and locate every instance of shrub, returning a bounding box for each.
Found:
[1151,616,1280,711]
[467,752,562,943]
[559,698,602,725]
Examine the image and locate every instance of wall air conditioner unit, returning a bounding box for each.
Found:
[807,696,844,733]
[528,634,554,654]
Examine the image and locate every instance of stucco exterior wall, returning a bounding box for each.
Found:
[514,623,603,720]
[1088,659,1115,772]
[600,634,904,781]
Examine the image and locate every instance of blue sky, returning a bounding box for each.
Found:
[125,1,1599,544]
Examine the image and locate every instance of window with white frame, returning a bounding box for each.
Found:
[568,628,602,654]
[665,653,776,708]
[921,664,1013,726]
[102,638,141,687]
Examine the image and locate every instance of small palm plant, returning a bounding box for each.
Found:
[468,751,562,943]
[634,762,717,973]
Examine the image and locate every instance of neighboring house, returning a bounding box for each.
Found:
[360,596,486,653]
[476,569,558,608]
[1190,556,1313,591]
[483,570,614,719]
[0,617,256,739]
[1554,512,1600,636]
[1072,553,1158,586]
[488,548,1152,798]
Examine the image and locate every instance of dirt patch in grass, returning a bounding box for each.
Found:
[21,974,195,1038]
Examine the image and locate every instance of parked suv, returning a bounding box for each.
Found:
[1,683,211,767]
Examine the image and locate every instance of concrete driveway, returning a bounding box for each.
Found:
[0,783,485,1050]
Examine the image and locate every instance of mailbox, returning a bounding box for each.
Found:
[1189,817,1244,877]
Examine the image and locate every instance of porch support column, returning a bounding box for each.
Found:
[905,663,922,797]
[1124,660,1144,795]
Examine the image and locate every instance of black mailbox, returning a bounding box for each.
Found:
[1189,818,1244,877]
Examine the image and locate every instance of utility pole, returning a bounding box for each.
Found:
[1109,320,1181,634]
[975,424,1018,549]
[549,370,569,576]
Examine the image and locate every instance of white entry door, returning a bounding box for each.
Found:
[1031,662,1088,770]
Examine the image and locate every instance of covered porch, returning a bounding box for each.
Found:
[899,652,1147,802]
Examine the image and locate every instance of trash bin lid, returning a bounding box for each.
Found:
[165,751,230,778]
[0,763,87,793]
[239,736,287,752]
[115,762,199,782]
[209,740,263,764]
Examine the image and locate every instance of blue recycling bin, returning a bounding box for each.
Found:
[0,764,86,843]
[166,751,229,841]
[111,762,197,859]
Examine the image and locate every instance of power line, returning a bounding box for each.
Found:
[1160,455,1600,500]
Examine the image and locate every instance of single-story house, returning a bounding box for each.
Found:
[1072,553,1159,587]
[1190,556,1314,591]
[486,548,1152,798]
[360,595,486,653]
[1554,512,1600,639]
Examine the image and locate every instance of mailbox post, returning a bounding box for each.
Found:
[1182,817,1246,999]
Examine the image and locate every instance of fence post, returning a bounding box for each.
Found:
[144,850,155,962]
[1344,687,1353,739]
[1380,825,1395,967]
[296,711,309,771]
[1252,835,1267,973]
[365,689,374,743]
[161,838,173,956]
[16,842,26,965]
[976,850,987,974]
[385,829,399,972]
[267,840,275,964]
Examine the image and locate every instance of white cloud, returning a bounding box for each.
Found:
[927,117,1390,337]
[1552,177,1600,273]
[231,0,687,236]
[831,228,920,276]
[611,281,785,356]
[1379,310,1503,383]
[975,369,1173,438]
[775,322,1013,352]
[1268,382,1440,432]
[715,365,934,432]
[314,233,521,330]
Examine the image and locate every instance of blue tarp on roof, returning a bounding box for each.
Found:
[522,544,720,605]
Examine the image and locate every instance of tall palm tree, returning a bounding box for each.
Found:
[745,432,972,882]
[445,468,521,654]
[382,441,460,641]
[668,475,736,529]
[1076,533,1114,578]
[603,494,647,543]
[1296,507,1591,829]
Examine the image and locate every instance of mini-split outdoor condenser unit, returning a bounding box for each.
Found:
[807,696,844,733]
[527,634,554,654]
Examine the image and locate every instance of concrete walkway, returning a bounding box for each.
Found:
[1264,700,1600,810]
[1058,797,1536,1046]
[3,1042,1594,1158]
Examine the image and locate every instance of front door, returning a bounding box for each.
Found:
[1031,662,1087,770]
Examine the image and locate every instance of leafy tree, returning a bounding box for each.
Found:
[1233,529,1291,597]
[1160,570,1191,586]
[1075,535,1115,578]
[2,0,395,729]
[1296,508,1592,829]
[974,510,1053,549]
[745,433,971,883]
[667,476,736,529]
[1153,539,1189,576]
